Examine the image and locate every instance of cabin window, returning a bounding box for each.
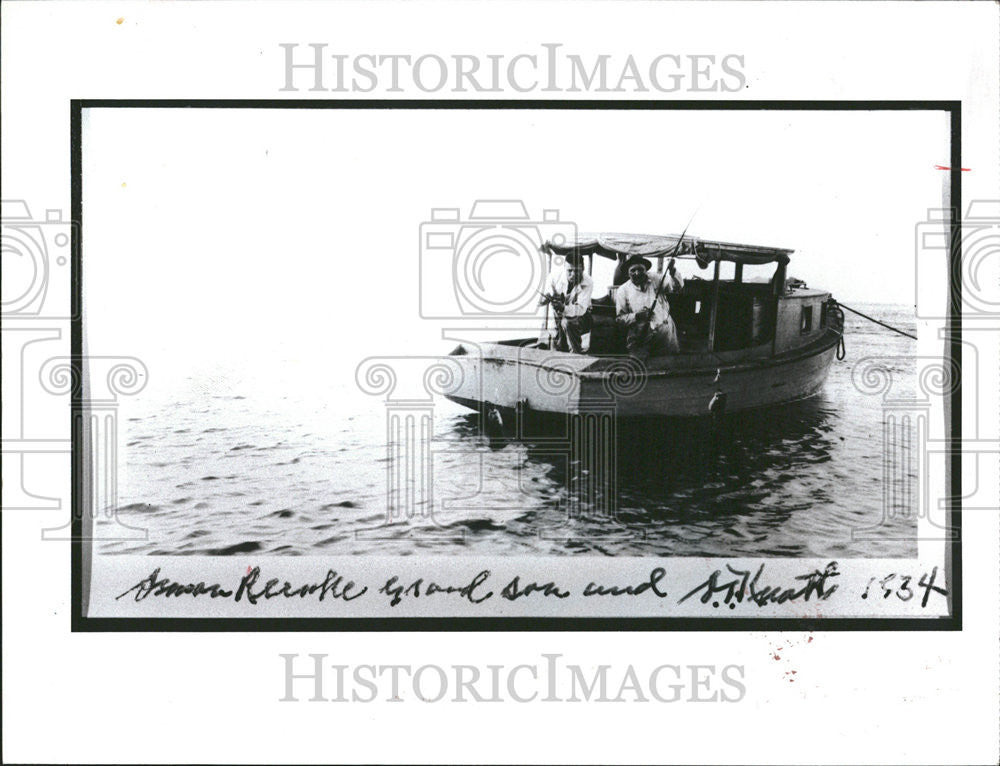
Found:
[800,305,813,333]
[694,300,702,314]
[820,302,828,328]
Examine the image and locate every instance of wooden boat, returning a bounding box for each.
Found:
[444,233,844,418]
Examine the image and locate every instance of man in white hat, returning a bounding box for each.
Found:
[615,253,684,360]
[539,253,593,353]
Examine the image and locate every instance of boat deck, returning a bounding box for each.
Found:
[481,326,841,376]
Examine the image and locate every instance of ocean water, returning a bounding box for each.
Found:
[98,304,921,558]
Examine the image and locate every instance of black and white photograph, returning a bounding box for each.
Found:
[78,104,955,622]
[4,2,998,764]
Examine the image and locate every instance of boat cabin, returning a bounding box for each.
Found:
[542,233,833,358]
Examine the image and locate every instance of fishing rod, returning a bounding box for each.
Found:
[538,288,567,349]
[651,213,698,302]
[537,289,567,313]
[633,213,698,328]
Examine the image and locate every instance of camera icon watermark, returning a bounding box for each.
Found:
[2,199,77,320]
[418,200,576,319]
[915,200,1000,320]
[1,197,151,542]
[3,199,77,524]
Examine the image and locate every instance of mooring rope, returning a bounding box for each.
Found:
[835,327,847,361]
[837,302,917,340]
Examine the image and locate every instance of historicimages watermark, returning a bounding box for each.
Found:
[279,44,746,94]
[280,653,746,703]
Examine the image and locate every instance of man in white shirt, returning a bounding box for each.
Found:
[615,253,684,360]
[540,253,594,353]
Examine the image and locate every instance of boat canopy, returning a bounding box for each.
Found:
[543,233,792,269]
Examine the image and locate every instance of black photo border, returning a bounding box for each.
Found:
[70,99,963,632]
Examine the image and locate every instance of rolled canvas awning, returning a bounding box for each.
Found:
[543,233,792,269]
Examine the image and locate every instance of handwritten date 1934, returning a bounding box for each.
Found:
[860,566,948,607]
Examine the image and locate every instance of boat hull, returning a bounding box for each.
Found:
[443,332,840,418]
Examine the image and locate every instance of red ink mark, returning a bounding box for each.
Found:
[807,636,813,643]
[934,165,971,171]
[773,654,781,661]
[246,565,252,574]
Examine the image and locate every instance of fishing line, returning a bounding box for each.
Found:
[836,302,917,341]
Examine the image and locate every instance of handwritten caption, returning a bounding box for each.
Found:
[114,562,949,613]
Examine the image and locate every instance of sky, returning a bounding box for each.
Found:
[81,106,948,401]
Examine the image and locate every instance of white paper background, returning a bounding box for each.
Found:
[2,2,998,764]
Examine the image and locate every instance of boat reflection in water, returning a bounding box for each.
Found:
[435,387,913,558]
